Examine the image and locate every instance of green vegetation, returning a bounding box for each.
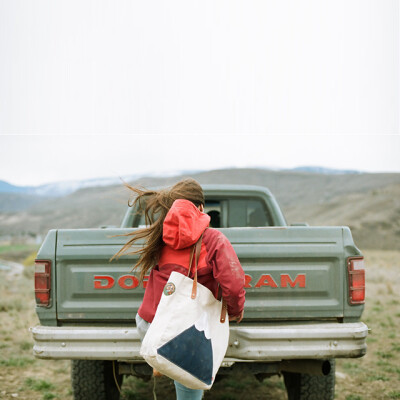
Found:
[19,341,33,351]
[24,378,57,400]
[391,343,400,352]
[341,362,361,373]
[382,365,400,375]
[0,357,35,367]
[366,374,390,382]
[42,393,56,400]
[0,243,38,255]
[387,316,395,327]
[0,297,24,312]
[25,377,56,391]
[208,395,239,400]
[376,351,394,359]
[225,377,252,391]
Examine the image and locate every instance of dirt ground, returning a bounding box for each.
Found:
[0,249,399,400]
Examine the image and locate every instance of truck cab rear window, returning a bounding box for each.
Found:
[132,198,272,228]
[228,199,272,227]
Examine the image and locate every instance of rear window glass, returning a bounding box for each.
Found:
[227,198,272,227]
[131,197,272,228]
[204,200,222,228]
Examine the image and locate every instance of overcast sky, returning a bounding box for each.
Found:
[0,1,399,186]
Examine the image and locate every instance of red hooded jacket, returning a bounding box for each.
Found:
[137,199,246,323]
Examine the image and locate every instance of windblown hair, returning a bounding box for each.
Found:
[111,178,205,282]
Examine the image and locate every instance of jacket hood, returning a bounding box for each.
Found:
[163,199,211,250]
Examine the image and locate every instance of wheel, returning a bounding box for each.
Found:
[71,360,123,400]
[283,360,335,400]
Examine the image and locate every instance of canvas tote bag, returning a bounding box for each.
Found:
[140,236,229,390]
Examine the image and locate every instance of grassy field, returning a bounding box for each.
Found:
[0,248,399,400]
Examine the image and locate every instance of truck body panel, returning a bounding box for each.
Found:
[54,226,358,323]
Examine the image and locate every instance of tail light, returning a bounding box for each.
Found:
[347,256,365,305]
[34,260,51,307]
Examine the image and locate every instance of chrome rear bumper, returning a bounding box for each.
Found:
[30,322,368,361]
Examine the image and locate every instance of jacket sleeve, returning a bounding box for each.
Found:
[205,230,245,316]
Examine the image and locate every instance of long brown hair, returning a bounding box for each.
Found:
[111,178,205,282]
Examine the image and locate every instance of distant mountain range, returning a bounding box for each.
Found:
[0,180,33,194]
[0,166,399,252]
[288,166,361,175]
[0,166,361,198]
[0,176,136,197]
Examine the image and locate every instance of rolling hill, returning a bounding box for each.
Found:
[0,168,399,251]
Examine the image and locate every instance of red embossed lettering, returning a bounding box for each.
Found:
[280,274,306,288]
[118,275,139,289]
[255,274,278,288]
[244,274,252,288]
[94,275,115,289]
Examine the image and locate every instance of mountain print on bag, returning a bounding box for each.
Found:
[157,313,213,384]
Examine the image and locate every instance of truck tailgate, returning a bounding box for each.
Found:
[55,227,348,322]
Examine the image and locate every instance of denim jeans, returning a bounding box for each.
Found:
[136,313,204,400]
[174,381,204,400]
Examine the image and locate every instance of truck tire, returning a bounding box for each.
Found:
[71,360,123,400]
[283,360,335,400]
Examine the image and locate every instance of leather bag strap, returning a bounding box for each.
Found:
[217,285,228,323]
[187,245,196,277]
[189,234,227,323]
[220,298,227,323]
[190,234,203,299]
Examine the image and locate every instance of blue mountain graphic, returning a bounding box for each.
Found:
[157,324,213,385]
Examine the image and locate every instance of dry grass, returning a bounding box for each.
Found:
[0,249,399,399]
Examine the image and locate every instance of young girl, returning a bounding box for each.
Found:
[114,178,245,400]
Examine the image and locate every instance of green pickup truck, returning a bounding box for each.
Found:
[31,185,368,400]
